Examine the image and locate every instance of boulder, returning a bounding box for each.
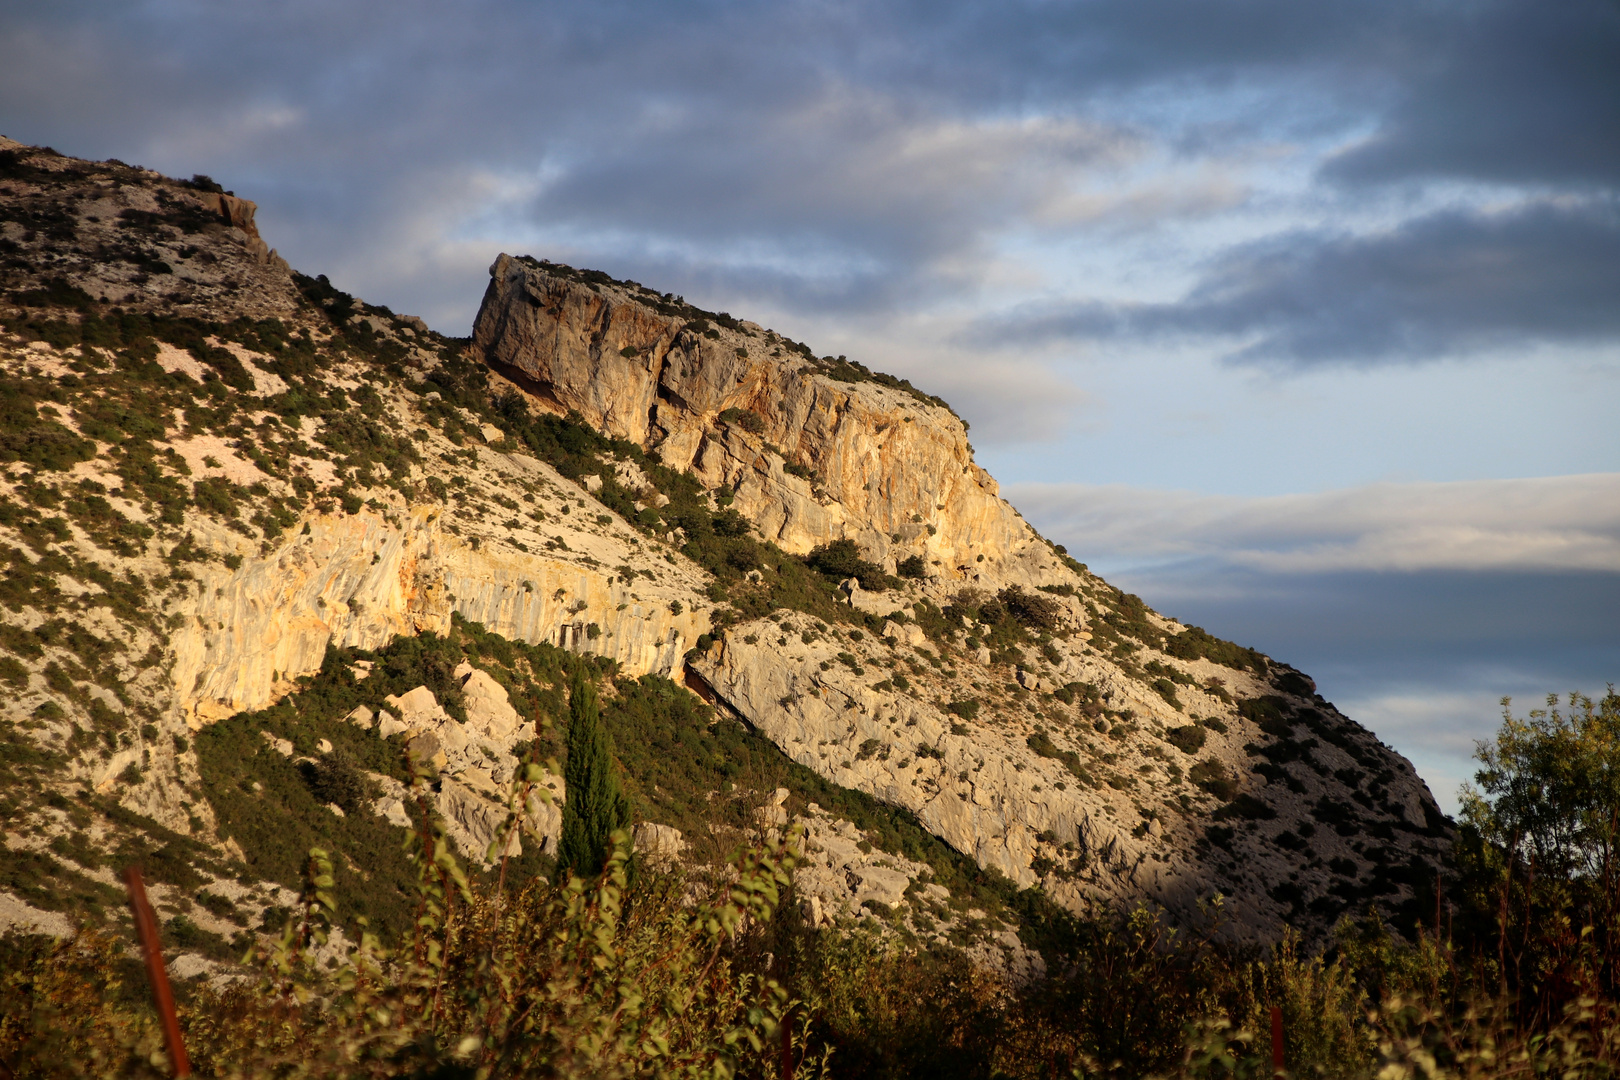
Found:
[851,865,911,910]
[405,731,447,771]
[437,776,519,862]
[632,822,686,865]
[385,685,448,730]
[455,663,522,741]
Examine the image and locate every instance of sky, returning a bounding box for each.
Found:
[2,0,1616,813]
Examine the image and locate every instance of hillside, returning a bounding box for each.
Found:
[0,136,1449,973]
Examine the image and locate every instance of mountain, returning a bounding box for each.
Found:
[0,137,1449,969]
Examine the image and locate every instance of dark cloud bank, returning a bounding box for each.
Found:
[977,199,1620,365]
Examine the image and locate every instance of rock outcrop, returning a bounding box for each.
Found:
[365,670,561,862]
[173,494,707,726]
[0,138,299,320]
[475,255,1063,589]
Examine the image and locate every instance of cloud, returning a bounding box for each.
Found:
[1008,473,1620,574]
[1324,0,1620,189]
[2,0,1611,352]
[519,90,1144,312]
[973,198,1620,364]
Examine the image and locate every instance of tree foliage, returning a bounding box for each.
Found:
[557,668,630,880]
[1456,686,1620,1008]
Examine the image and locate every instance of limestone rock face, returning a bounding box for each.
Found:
[789,805,1047,983]
[694,612,1448,941]
[366,679,562,862]
[172,496,708,727]
[475,255,1063,589]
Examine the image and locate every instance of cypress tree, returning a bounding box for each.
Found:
[557,668,630,879]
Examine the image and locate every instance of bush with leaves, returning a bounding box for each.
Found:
[10,752,817,1080]
[1453,686,1620,1016]
[805,538,896,592]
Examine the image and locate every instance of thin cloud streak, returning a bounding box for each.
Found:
[1009,473,1620,574]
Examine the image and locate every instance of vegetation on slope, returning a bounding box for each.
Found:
[6,689,1620,1078]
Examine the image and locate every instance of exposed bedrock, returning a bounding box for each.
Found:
[474,254,1063,591]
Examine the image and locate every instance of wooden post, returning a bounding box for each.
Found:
[779,1004,795,1080]
[123,866,191,1078]
[1270,1005,1284,1076]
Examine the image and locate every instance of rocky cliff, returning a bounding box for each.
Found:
[472,254,1452,939]
[476,254,1060,590]
[0,140,1450,959]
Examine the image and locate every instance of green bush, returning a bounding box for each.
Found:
[998,586,1064,631]
[716,406,765,434]
[806,538,896,591]
[306,751,369,815]
[1189,759,1237,800]
[0,656,28,689]
[1164,625,1267,672]
[1164,725,1206,754]
[1027,730,1095,787]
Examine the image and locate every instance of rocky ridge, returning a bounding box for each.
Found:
[0,139,1449,967]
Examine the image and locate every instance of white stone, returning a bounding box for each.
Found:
[457,664,522,741]
[379,798,413,829]
[851,865,911,909]
[378,711,408,739]
[632,822,686,865]
[384,685,448,730]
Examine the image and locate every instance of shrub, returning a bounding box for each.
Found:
[1027,730,1095,787]
[1189,759,1237,800]
[998,586,1064,631]
[716,407,765,434]
[1164,625,1267,672]
[897,554,926,579]
[1211,793,1277,821]
[0,657,28,689]
[806,538,895,592]
[306,751,368,815]
[1164,725,1206,754]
